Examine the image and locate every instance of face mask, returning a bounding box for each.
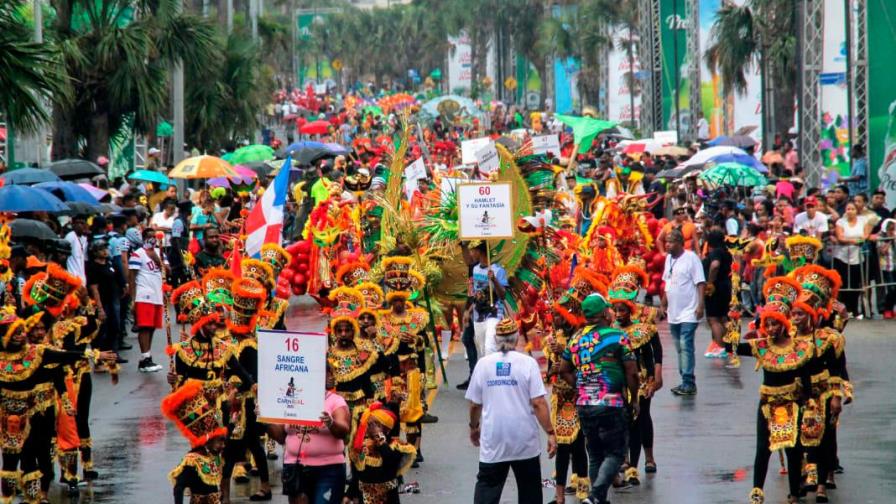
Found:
[143,238,157,249]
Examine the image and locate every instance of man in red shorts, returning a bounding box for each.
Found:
[128,227,165,372]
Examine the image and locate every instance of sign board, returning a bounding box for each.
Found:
[403,157,427,199]
[653,130,678,146]
[457,182,514,240]
[461,137,493,165]
[530,134,561,156]
[475,143,500,173]
[257,330,328,426]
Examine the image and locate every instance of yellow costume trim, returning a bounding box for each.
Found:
[0,345,45,382]
[749,338,813,372]
[327,346,377,383]
[167,451,223,488]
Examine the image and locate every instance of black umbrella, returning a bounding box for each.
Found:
[49,159,105,180]
[65,201,103,215]
[241,161,274,177]
[0,168,62,185]
[9,218,58,241]
[656,165,701,179]
[294,146,334,166]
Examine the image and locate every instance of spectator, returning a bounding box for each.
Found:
[150,198,178,247]
[168,200,193,287]
[657,206,696,253]
[128,227,165,373]
[64,214,89,284]
[466,318,556,504]
[833,202,872,317]
[193,227,226,278]
[558,294,639,504]
[877,218,896,318]
[870,190,891,231]
[842,144,868,197]
[190,196,219,246]
[86,239,126,365]
[832,185,850,216]
[774,196,794,228]
[793,196,829,239]
[661,229,706,396]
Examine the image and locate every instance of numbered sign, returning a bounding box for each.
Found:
[457,182,514,240]
[257,330,328,426]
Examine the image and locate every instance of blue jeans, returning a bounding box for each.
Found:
[669,322,697,389]
[576,406,628,504]
[282,463,345,503]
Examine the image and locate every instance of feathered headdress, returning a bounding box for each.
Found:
[228,278,267,335]
[760,276,801,335]
[23,263,82,317]
[160,380,228,448]
[790,265,842,319]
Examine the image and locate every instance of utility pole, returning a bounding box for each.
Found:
[172,0,185,194]
[672,0,681,144]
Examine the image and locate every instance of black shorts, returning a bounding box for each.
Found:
[705,287,732,318]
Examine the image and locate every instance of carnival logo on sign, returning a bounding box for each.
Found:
[278,377,305,410]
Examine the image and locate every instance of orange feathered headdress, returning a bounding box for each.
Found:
[228,278,267,335]
[760,276,801,335]
[160,380,228,448]
[335,261,370,287]
[791,265,842,319]
[23,263,82,317]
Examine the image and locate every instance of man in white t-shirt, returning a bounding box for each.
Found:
[661,229,705,396]
[466,318,556,504]
[793,196,829,238]
[128,227,165,373]
[64,215,89,284]
[150,198,178,247]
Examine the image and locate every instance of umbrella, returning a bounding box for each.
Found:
[0,168,61,185]
[699,162,768,187]
[100,203,122,213]
[78,183,109,201]
[554,114,618,153]
[708,135,757,149]
[295,146,333,166]
[680,146,748,166]
[240,161,274,177]
[620,139,663,154]
[656,165,701,179]
[230,144,275,165]
[283,140,326,154]
[0,185,70,213]
[324,143,351,156]
[9,218,57,241]
[208,165,258,187]
[65,201,103,215]
[650,145,690,157]
[49,159,104,180]
[300,120,331,136]
[605,125,635,140]
[129,170,170,185]
[421,95,483,120]
[169,155,239,179]
[34,181,101,204]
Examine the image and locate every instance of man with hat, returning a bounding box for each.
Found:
[558,293,639,504]
[793,196,829,240]
[466,317,556,504]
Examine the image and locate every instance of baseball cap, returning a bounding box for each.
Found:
[804,196,818,207]
[582,293,611,319]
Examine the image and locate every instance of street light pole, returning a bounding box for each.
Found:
[672,0,681,143]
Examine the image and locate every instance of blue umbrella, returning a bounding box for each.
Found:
[34,181,101,204]
[324,143,351,155]
[707,153,768,173]
[128,170,171,185]
[0,168,62,185]
[0,185,70,213]
[284,141,326,154]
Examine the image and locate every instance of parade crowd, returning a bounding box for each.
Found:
[0,87,877,504]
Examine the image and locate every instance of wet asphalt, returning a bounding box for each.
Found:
[49,298,895,503]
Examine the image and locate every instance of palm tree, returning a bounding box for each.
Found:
[704,0,797,141]
[0,2,68,136]
[50,0,221,161]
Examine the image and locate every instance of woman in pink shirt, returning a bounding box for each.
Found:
[266,370,351,504]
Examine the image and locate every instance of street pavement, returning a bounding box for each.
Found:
[50,298,895,503]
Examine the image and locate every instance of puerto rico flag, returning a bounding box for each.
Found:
[245,155,291,258]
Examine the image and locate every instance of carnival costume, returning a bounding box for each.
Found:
[609,264,662,485]
[356,281,388,401]
[349,402,417,504]
[24,263,106,490]
[790,265,849,495]
[163,380,228,504]
[0,308,108,504]
[327,286,379,418]
[377,257,429,440]
[725,276,814,503]
[544,326,589,500]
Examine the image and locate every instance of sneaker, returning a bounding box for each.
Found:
[671,385,697,396]
[115,354,129,364]
[138,358,162,373]
[419,413,439,424]
[456,379,470,390]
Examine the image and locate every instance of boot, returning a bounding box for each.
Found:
[21,471,42,504]
[81,438,98,481]
[0,470,19,504]
[575,475,591,501]
[749,487,764,504]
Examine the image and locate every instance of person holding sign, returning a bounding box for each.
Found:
[462,242,508,358]
[264,367,351,504]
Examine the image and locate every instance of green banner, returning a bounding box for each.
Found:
[868,1,896,205]
[660,0,688,132]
